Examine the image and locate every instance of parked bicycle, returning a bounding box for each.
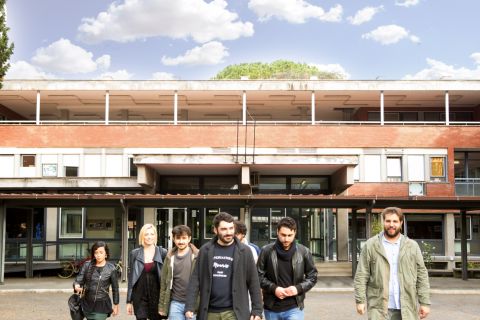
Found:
[58,256,123,279]
[58,256,91,279]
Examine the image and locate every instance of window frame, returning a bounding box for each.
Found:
[59,208,84,239]
[430,156,447,182]
[386,156,402,182]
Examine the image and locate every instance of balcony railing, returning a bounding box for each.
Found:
[455,178,480,196]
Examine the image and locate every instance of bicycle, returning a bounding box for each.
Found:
[58,256,91,279]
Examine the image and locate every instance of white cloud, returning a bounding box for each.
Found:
[5,61,55,79]
[31,38,111,74]
[151,72,177,80]
[471,52,480,65]
[248,0,342,24]
[161,41,229,66]
[78,0,253,44]
[310,63,350,79]
[362,24,420,45]
[347,6,383,25]
[95,69,133,80]
[395,0,420,7]
[403,58,480,80]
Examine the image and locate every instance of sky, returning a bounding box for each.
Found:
[4,0,480,81]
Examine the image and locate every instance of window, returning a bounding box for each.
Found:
[454,216,472,240]
[129,158,137,177]
[270,208,286,239]
[430,157,446,182]
[203,176,238,193]
[21,155,36,167]
[407,155,424,181]
[387,157,402,182]
[405,215,443,239]
[42,164,57,177]
[161,177,200,193]
[291,177,327,191]
[59,208,84,238]
[364,155,381,182]
[204,208,219,239]
[65,166,79,177]
[259,177,287,191]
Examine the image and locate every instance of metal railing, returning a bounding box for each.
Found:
[455,178,480,196]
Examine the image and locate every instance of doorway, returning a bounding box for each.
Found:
[156,208,200,249]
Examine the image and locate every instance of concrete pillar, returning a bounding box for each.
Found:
[174,91,178,125]
[60,109,70,121]
[0,203,5,284]
[120,200,128,282]
[36,90,41,125]
[143,208,156,225]
[311,91,315,125]
[105,90,110,125]
[380,90,384,125]
[336,208,349,261]
[444,213,456,270]
[242,91,247,125]
[445,91,450,125]
[45,208,57,260]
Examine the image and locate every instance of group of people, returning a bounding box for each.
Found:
[73,207,432,320]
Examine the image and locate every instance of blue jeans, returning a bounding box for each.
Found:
[264,307,304,320]
[169,300,196,320]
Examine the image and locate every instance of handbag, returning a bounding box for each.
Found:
[68,291,84,320]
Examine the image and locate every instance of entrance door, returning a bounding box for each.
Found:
[156,208,189,249]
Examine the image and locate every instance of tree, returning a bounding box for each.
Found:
[213,60,342,80]
[0,0,14,89]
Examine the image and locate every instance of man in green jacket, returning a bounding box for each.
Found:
[354,207,431,320]
[159,225,199,319]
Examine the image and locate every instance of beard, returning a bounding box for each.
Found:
[384,226,401,239]
[217,233,234,245]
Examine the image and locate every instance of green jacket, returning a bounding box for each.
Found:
[159,244,199,316]
[354,233,431,320]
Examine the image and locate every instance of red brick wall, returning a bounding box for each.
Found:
[1,125,480,149]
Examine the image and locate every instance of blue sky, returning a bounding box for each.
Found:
[5,0,480,80]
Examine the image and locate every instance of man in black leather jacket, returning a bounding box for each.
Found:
[257,217,318,320]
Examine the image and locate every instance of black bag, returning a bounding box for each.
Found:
[68,292,84,320]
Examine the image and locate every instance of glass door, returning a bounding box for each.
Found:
[156,208,189,249]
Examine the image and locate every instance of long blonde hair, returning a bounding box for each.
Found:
[138,223,158,246]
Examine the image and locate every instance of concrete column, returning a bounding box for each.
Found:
[120,200,128,282]
[105,90,110,125]
[0,203,5,284]
[380,90,384,125]
[174,91,178,125]
[445,91,450,125]
[36,90,41,125]
[242,91,247,125]
[444,213,456,270]
[336,208,349,261]
[352,209,358,276]
[45,208,57,260]
[311,91,315,125]
[143,208,156,225]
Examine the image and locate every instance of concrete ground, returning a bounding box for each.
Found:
[0,276,479,320]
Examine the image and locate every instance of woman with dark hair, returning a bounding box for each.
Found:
[74,241,120,319]
[127,223,167,320]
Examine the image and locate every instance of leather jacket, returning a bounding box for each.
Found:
[257,242,318,310]
[127,246,167,303]
[74,260,120,304]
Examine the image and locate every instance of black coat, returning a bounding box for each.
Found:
[74,260,119,305]
[185,237,263,320]
[126,246,167,303]
[257,242,318,310]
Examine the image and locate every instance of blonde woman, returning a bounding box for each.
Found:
[127,224,167,320]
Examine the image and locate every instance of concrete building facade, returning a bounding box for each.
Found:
[1,79,480,281]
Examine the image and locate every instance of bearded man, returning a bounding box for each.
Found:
[354,207,431,320]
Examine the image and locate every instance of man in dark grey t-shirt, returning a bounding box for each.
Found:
[185,212,263,320]
[160,225,199,320]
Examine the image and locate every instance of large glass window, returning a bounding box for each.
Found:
[59,208,84,238]
[454,215,480,255]
[270,208,286,239]
[204,208,239,239]
[405,214,443,255]
[161,177,200,193]
[291,177,327,191]
[203,176,238,193]
[259,177,287,191]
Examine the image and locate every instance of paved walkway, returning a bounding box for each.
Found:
[1,275,479,295]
